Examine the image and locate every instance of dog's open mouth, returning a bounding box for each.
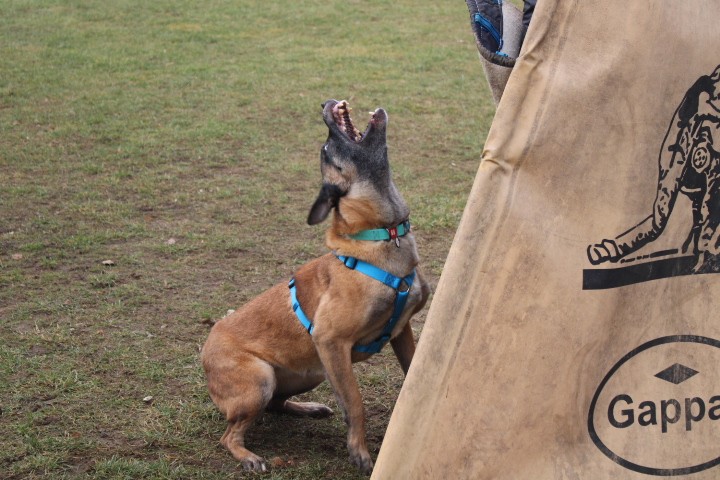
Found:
[332,100,365,143]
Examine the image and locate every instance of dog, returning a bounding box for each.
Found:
[201,99,430,474]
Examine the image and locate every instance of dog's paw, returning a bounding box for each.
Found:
[240,454,268,473]
[300,402,334,418]
[280,400,334,418]
[349,450,374,475]
[587,239,620,265]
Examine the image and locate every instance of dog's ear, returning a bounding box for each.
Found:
[307,183,345,225]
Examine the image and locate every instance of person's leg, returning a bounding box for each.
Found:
[523,0,536,28]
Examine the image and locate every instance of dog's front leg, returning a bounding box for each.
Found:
[390,322,415,375]
[313,335,373,474]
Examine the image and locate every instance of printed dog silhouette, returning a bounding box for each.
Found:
[588,65,720,273]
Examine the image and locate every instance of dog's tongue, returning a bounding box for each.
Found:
[333,101,363,142]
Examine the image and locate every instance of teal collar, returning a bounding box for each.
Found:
[349,220,411,247]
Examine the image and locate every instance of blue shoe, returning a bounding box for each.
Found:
[465,0,527,104]
[467,0,504,54]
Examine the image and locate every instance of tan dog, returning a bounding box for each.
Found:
[201,99,430,474]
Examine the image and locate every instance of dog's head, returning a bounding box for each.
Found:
[307,99,408,227]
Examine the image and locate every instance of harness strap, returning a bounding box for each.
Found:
[288,278,313,334]
[351,283,413,354]
[336,255,414,291]
[288,255,416,354]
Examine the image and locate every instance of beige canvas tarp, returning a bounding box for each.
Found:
[373,0,720,478]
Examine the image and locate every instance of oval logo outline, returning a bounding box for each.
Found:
[588,335,720,476]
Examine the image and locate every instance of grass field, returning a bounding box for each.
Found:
[0,0,495,478]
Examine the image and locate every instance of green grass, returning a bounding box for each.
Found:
[0,0,494,478]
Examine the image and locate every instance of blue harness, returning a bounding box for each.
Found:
[288,254,416,354]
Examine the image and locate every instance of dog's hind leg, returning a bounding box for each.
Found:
[206,355,275,472]
[267,370,333,417]
[220,415,267,472]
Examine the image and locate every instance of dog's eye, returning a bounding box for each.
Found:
[321,145,342,171]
